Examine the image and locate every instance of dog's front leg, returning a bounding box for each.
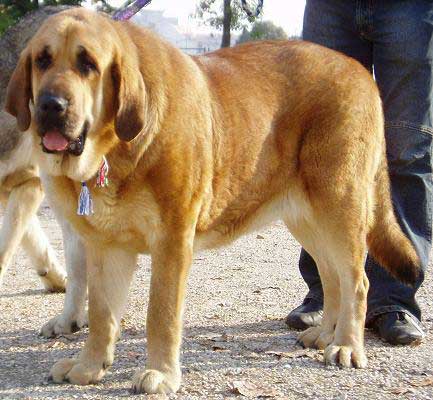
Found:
[49,246,137,385]
[132,234,193,394]
[40,222,87,337]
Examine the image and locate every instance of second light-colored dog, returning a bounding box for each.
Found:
[0,110,66,291]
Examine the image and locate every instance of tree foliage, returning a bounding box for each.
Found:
[194,0,262,48]
[0,0,83,35]
[195,0,256,31]
[237,20,287,44]
[0,0,135,35]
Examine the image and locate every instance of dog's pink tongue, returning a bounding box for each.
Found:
[43,130,69,151]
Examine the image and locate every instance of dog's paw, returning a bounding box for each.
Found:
[38,264,67,293]
[324,344,367,368]
[40,273,67,293]
[49,358,107,385]
[298,326,334,350]
[132,369,181,394]
[40,313,88,338]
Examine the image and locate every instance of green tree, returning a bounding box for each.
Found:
[194,0,262,48]
[237,20,287,44]
[0,0,83,35]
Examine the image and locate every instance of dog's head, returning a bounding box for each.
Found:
[5,8,146,180]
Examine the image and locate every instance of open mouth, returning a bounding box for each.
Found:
[41,122,89,156]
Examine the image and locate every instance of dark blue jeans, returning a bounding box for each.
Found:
[300,0,433,324]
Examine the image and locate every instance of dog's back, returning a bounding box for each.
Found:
[0,111,35,187]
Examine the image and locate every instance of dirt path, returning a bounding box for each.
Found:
[1,204,432,399]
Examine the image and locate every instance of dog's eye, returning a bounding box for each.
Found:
[35,52,52,71]
[77,52,98,76]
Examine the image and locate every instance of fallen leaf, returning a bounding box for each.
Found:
[254,286,281,294]
[204,314,220,320]
[47,341,63,349]
[265,350,291,360]
[265,348,316,359]
[410,376,433,387]
[58,334,75,342]
[256,234,265,239]
[229,380,279,397]
[126,351,141,360]
[212,344,229,351]
[197,332,233,343]
[388,387,413,395]
[197,333,222,341]
[409,338,423,347]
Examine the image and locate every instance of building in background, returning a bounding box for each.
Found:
[132,9,236,54]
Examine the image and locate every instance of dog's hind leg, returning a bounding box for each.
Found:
[21,216,66,292]
[49,246,137,385]
[284,215,340,351]
[324,242,369,368]
[288,215,369,368]
[297,259,340,350]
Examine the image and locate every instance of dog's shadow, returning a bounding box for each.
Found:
[0,319,387,397]
[0,288,52,299]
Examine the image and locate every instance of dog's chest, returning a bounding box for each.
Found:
[50,178,161,253]
[83,184,161,252]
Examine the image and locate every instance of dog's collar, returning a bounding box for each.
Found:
[77,156,109,216]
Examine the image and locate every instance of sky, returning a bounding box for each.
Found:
[85,0,306,37]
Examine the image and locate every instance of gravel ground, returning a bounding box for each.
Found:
[0,204,432,400]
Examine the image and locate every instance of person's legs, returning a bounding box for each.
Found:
[287,0,372,329]
[363,0,433,343]
[288,0,432,343]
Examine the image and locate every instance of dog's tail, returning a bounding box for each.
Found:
[367,149,420,286]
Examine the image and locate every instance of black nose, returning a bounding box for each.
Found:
[38,93,68,115]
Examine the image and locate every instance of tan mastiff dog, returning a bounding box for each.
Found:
[6,8,419,394]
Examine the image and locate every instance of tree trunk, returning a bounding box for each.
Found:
[32,0,39,8]
[221,0,231,48]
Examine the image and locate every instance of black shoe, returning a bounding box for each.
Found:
[285,298,323,330]
[371,312,425,345]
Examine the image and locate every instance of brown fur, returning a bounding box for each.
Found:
[6,8,420,394]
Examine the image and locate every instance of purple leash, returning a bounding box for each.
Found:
[112,0,153,21]
[241,0,264,18]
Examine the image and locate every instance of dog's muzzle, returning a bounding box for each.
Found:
[39,122,89,156]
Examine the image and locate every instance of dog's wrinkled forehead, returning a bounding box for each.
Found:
[30,11,112,70]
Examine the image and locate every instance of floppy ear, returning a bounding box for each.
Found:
[5,50,33,131]
[111,52,146,142]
